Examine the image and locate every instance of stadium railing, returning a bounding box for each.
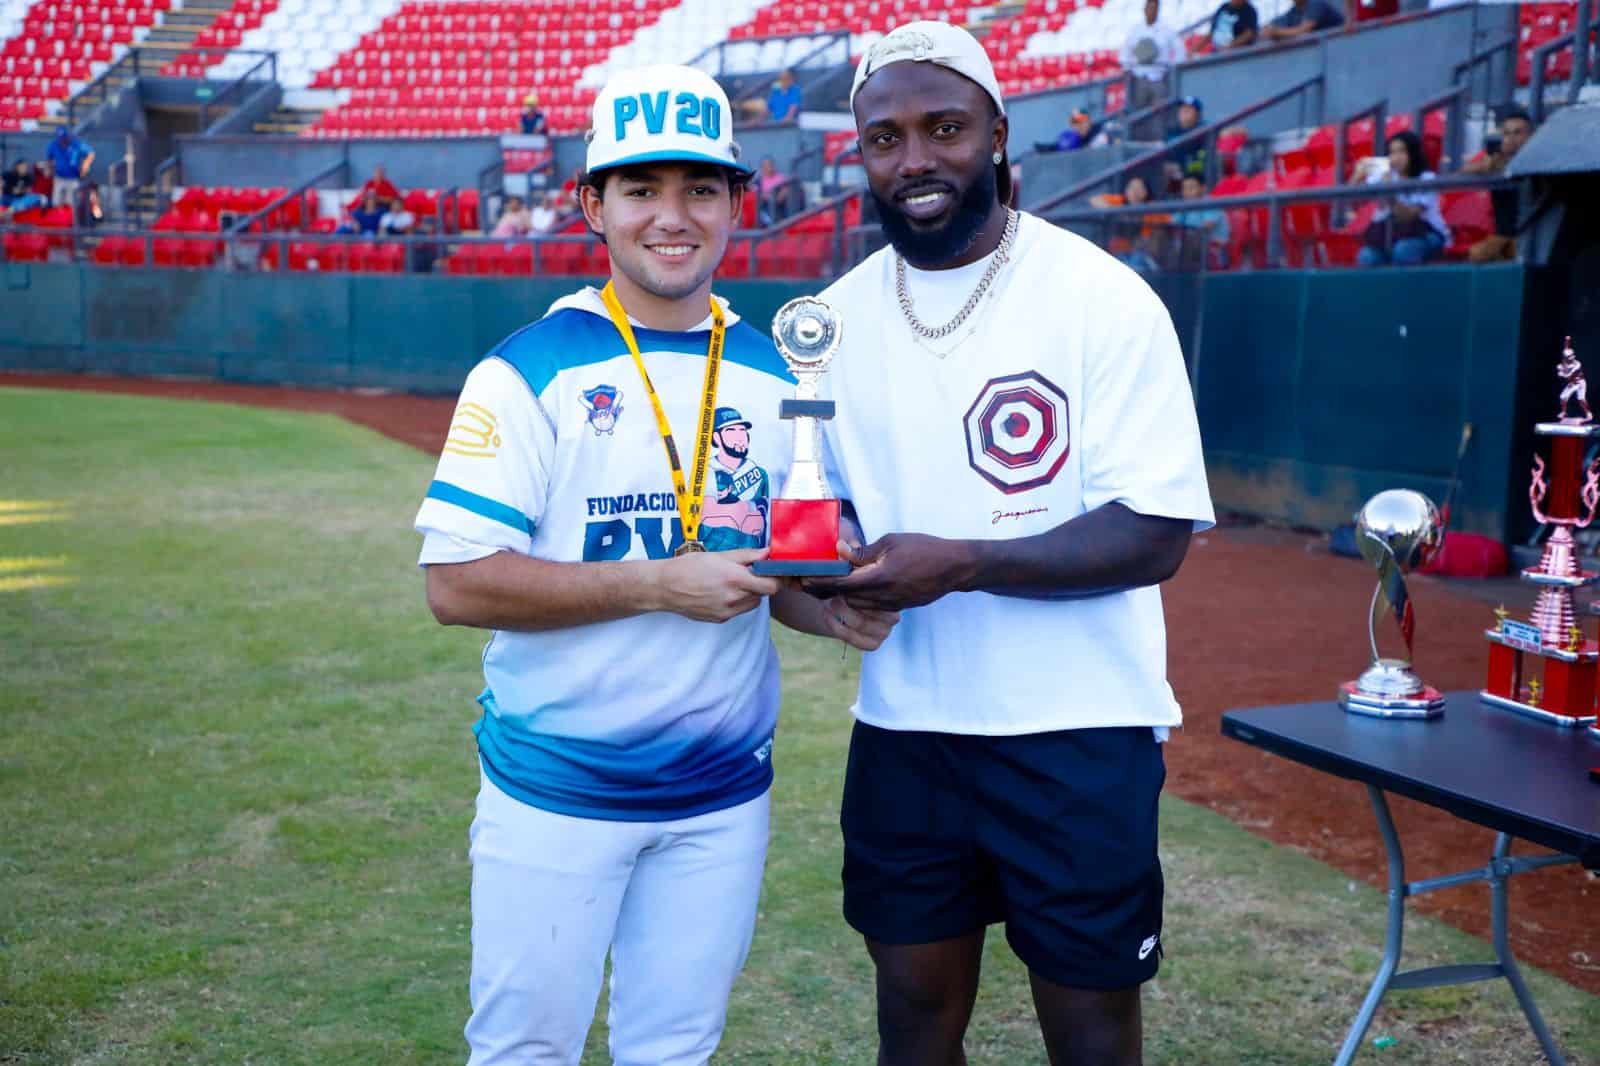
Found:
[0,184,867,280]
[195,49,279,134]
[1037,173,1513,271]
[1031,74,1325,213]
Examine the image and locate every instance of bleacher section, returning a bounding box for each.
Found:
[1519,0,1584,83]
[0,0,168,129]
[205,0,403,92]
[187,0,764,136]
[163,0,278,77]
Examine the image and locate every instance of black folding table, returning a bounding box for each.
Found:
[1221,692,1600,1065]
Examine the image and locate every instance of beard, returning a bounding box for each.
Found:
[870,162,997,268]
[719,442,748,463]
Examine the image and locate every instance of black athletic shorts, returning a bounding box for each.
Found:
[840,720,1166,990]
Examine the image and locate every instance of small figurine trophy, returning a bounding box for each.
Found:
[1339,489,1447,718]
[750,297,851,577]
[1482,337,1600,727]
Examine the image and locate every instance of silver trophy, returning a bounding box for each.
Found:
[750,297,851,576]
[1338,489,1447,718]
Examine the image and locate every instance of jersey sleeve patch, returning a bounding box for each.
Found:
[442,401,503,458]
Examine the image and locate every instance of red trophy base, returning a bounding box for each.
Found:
[751,498,850,576]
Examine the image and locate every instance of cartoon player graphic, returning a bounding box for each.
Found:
[699,406,771,552]
[581,385,624,435]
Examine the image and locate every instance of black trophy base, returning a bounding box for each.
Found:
[751,559,852,577]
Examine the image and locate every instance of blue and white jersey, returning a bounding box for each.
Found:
[415,287,795,822]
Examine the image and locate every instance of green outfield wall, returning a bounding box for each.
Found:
[0,261,1533,539]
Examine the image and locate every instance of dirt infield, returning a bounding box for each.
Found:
[4,370,1595,996]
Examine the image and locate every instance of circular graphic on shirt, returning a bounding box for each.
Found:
[962,371,1071,494]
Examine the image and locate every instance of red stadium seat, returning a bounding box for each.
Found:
[1441,189,1494,259]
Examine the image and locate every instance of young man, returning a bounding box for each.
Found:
[416,64,895,1066]
[1261,0,1346,42]
[805,23,1213,1066]
[1462,104,1534,263]
[45,128,92,210]
[1208,0,1259,50]
[1121,0,1186,123]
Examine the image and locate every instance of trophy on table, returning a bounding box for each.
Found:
[1339,488,1447,718]
[1481,337,1600,728]
[750,297,852,577]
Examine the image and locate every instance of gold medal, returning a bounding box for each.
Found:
[674,542,707,556]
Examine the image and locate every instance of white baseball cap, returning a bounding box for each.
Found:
[585,64,751,177]
[849,21,1006,117]
[849,22,1012,204]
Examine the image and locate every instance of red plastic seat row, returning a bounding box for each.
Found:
[711,234,840,279]
[2,232,52,262]
[503,148,554,174]
[341,86,539,109]
[2,38,113,62]
[173,186,301,228]
[308,0,655,139]
[254,240,399,273]
[444,242,539,275]
[3,75,74,97]
[316,65,598,93]
[823,131,859,165]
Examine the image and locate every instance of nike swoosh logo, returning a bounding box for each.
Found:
[1139,935,1159,960]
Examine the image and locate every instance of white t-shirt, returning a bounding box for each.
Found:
[1364,167,1452,242]
[414,287,794,821]
[819,212,1214,736]
[1121,18,1187,81]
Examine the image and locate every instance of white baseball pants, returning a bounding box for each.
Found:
[464,770,769,1066]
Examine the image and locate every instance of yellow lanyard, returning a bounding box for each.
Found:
[600,281,725,553]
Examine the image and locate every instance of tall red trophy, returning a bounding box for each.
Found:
[751,297,851,577]
[1481,337,1600,728]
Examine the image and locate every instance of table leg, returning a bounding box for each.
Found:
[1333,784,1405,1066]
[1490,833,1567,1066]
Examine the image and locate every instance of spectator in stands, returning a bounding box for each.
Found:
[2,159,46,214]
[530,190,561,233]
[491,195,534,238]
[1122,0,1186,116]
[380,196,416,235]
[410,212,445,274]
[1091,174,1168,274]
[1174,173,1230,265]
[1163,96,1208,189]
[1262,0,1345,42]
[755,156,795,224]
[360,165,400,204]
[46,128,92,210]
[1090,173,1155,210]
[519,93,548,136]
[1052,109,1108,151]
[1355,129,1450,266]
[1208,0,1260,50]
[1460,104,1533,263]
[347,189,386,235]
[765,69,803,124]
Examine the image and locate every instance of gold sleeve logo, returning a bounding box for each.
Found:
[443,402,502,458]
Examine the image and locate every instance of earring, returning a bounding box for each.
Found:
[992,151,1003,165]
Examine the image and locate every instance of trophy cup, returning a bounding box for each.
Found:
[1482,337,1600,727]
[1338,489,1447,718]
[750,297,851,577]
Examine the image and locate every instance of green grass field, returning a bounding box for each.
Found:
[1,386,1596,1066]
